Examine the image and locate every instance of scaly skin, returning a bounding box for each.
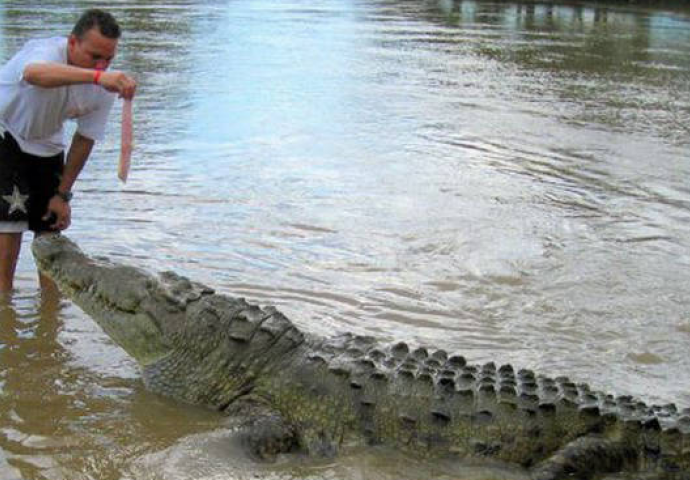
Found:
[32,235,690,479]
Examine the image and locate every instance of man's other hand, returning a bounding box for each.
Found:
[43,196,72,231]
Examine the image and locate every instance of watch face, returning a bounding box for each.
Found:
[58,191,72,202]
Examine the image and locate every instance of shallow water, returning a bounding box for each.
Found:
[1,0,690,478]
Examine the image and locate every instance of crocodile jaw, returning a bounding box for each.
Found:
[32,234,172,365]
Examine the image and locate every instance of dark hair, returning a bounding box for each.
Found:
[72,9,121,39]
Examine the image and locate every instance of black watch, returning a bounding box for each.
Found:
[55,190,73,203]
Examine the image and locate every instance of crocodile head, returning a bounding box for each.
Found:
[32,234,305,409]
[32,234,178,365]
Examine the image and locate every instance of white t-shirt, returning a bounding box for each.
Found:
[0,36,116,157]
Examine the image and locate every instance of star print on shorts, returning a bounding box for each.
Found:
[2,185,30,216]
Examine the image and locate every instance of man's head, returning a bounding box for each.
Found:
[68,9,121,71]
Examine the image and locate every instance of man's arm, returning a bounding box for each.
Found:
[59,131,94,194]
[43,132,95,231]
[23,62,96,87]
[23,63,136,99]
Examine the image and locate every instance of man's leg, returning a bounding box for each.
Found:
[0,232,23,292]
[1,131,30,294]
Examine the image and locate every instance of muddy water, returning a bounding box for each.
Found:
[1,0,689,478]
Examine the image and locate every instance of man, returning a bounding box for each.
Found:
[0,9,136,292]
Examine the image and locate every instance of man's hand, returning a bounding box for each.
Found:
[43,196,71,231]
[97,71,136,99]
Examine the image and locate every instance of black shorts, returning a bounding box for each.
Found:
[0,130,64,234]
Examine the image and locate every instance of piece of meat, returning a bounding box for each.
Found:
[118,99,133,183]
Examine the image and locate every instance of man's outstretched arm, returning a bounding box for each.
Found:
[23,63,136,99]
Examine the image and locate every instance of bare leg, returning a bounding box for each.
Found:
[0,232,22,293]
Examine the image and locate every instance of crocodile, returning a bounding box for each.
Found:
[32,234,690,479]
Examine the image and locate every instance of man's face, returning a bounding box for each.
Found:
[68,28,118,71]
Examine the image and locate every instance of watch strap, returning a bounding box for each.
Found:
[55,191,73,203]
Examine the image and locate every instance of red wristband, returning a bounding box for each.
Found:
[93,70,102,85]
